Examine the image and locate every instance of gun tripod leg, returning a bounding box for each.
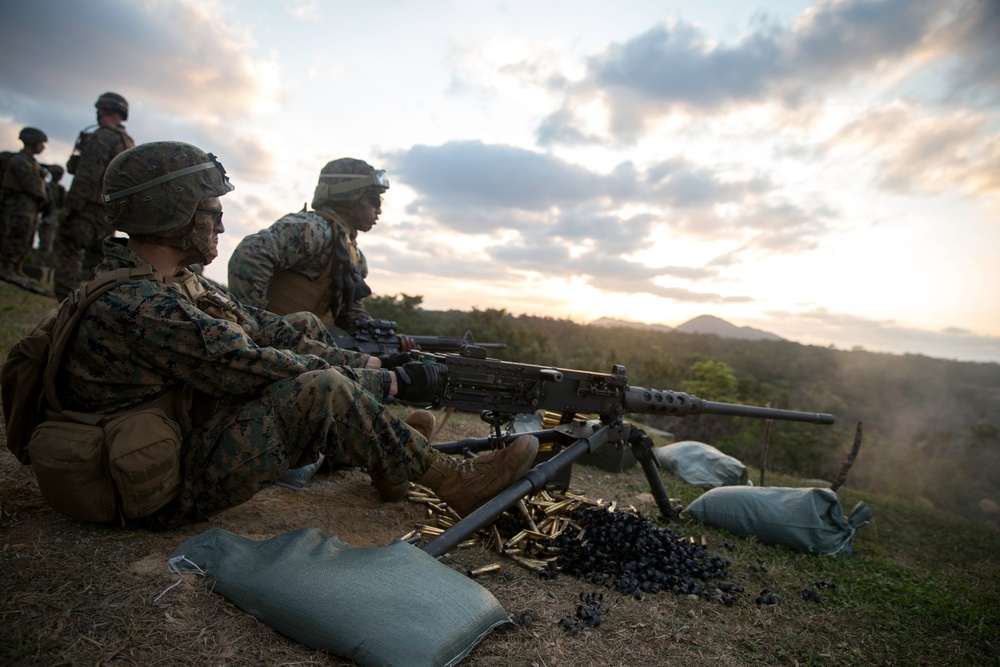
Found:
[628,429,678,521]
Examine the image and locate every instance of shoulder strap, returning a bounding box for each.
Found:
[43,266,165,412]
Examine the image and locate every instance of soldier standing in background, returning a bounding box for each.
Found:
[36,163,66,263]
[53,92,134,300]
[0,127,49,281]
[227,158,391,337]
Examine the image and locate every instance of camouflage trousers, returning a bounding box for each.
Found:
[137,368,430,528]
[53,202,112,299]
[1,194,40,265]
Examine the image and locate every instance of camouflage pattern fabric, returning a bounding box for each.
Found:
[36,180,65,255]
[227,209,371,332]
[54,124,134,299]
[59,238,427,528]
[1,151,48,265]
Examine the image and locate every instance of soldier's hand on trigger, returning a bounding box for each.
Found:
[380,351,417,369]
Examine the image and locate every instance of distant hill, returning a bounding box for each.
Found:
[590,314,783,342]
[674,314,785,342]
[589,317,673,333]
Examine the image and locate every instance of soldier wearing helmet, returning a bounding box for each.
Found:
[53,140,537,528]
[52,91,135,299]
[227,157,392,336]
[35,164,66,261]
[0,127,49,280]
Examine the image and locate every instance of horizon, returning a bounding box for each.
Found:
[1,0,998,364]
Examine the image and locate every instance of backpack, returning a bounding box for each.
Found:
[1,265,160,464]
[65,125,97,175]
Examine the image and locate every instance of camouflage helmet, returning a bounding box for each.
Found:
[95,91,129,120]
[103,141,234,235]
[18,127,48,144]
[311,157,389,209]
[44,164,65,181]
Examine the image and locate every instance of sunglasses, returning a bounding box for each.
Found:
[195,208,224,225]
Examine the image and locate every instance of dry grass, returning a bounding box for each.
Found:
[2,280,999,666]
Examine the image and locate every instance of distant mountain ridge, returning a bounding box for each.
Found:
[590,314,785,342]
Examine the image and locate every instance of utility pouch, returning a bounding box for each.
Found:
[28,419,117,523]
[105,408,182,519]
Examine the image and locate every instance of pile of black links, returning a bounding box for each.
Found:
[549,506,739,602]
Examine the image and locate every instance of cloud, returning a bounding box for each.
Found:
[828,102,1000,198]
[535,0,989,145]
[0,0,282,179]
[377,140,815,304]
[760,307,1000,363]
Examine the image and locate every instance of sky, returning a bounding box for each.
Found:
[1,0,998,364]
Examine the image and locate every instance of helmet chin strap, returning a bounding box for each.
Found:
[131,216,217,264]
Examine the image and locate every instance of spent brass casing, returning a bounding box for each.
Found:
[467,563,502,578]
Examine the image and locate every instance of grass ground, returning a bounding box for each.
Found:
[1,279,998,666]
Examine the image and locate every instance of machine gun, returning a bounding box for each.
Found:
[414,347,836,558]
[332,319,506,357]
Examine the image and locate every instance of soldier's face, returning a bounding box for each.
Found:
[352,193,381,233]
[188,197,224,264]
[29,142,45,156]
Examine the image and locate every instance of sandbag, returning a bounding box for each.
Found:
[684,486,872,557]
[654,441,750,488]
[168,527,510,666]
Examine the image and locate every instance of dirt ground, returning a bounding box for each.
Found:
[1,409,673,667]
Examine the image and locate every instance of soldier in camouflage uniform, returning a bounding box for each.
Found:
[53,92,135,300]
[227,158,390,336]
[36,163,66,261]
[56,141,537,528]
[1,127,49,280]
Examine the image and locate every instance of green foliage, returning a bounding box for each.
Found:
[364,293,425,332]
[680,359,739,402]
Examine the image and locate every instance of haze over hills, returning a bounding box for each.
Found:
[590,314,785,342]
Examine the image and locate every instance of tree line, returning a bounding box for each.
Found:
[368,295,1000,526]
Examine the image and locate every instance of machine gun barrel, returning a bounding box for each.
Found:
[424,349,835,426]
[623,387,835,424]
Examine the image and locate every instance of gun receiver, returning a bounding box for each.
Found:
[333,319,506,357]
[423,347,835,426]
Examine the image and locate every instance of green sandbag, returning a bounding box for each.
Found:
[653,441,750,488]
[684,486,872,557]
[168,527,510,666]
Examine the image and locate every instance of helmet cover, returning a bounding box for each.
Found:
[103,141,234,235]
[95,91,129,120]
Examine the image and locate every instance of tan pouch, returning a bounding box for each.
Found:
[105,408,182,519]
[28,421,117,523]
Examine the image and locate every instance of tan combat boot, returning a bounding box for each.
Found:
[371,409,437,502]
[417,434,539,517]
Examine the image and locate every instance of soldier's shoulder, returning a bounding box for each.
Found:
[276,210,326,226]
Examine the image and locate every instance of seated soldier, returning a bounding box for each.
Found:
[56,140,537,528]
[227,158,393,337]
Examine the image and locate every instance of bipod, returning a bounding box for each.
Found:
[422,418,675,559]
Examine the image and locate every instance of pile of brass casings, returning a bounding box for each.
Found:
[401,484,630,577]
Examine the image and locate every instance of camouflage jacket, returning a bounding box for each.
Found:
[1,150,48,203]
[58,238,374,416]
[64,124,134,211]
[227,209,371,329]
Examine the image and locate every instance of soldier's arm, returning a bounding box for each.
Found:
[10,157,48,202]
[242,302,372,368]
